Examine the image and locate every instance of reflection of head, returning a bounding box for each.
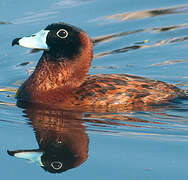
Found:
[41,148,78,173]
[41,143,83,173]
[40,135,88,173]
[8,106,89,173]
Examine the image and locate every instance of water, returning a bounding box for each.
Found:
[1,0,188,179]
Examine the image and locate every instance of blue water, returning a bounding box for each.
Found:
[1,0,188,179]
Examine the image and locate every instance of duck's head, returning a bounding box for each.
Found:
[12,22,93,61]
[12,23,93,97]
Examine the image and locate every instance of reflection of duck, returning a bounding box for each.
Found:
[8,106,89,173]
[7,104,165,173]
[12,22,187,111]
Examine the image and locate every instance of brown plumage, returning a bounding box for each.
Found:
[12,22,187,111]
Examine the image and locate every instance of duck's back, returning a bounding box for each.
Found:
[73,74,186,109]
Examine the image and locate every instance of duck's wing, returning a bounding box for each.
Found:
[74,74,185,108]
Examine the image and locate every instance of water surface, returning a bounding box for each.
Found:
[1,0,188,179]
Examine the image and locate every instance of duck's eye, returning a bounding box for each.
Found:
[56,29,68,39]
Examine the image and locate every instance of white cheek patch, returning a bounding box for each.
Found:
[19,30,50,50]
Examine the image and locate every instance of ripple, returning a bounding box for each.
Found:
[150,59,188,66]
[93,23,188,58]
[106,4,188,21]
[0,21,12,25]
[13,11,57,24]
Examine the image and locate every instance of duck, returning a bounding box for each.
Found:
[12,22,187,111]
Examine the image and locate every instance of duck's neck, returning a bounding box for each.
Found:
[18,32,93,100]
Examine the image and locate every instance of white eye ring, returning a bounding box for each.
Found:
[51,161,63,170]
[56,29,68,39]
